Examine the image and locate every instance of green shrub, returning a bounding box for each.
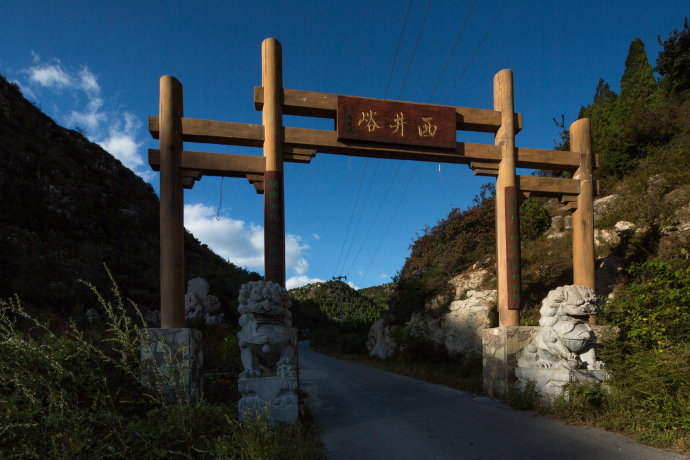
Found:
[0,271,323,459]
[602,259,690,350]
[519,198,550,241]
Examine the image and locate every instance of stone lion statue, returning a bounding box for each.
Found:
[237,280,296,378]
[518,285,605,371]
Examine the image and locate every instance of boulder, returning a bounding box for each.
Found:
[593,194,620,223]
[367,315,397,359]
[367,265,497,361]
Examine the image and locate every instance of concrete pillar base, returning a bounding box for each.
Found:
[238,376,298,424]
[140,328,203,401]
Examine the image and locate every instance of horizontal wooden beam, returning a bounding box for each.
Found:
[253,181,264,194]
[246,173,264,184]
[561,194,579,203]
[473,168,499,177]
[565,202,578,211]
[180,169,202,180]
[149,117,587,169]
[181,177,195,189]
[470,161,500,170]
[517,175,580,196]
[149,149,265,177]
[254,87,523,133]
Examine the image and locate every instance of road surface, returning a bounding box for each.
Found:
[299,342,688,460]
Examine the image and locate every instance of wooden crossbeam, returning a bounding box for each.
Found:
[149,149,265,177]
[473,168,500,177]
[560,193,579,203]
[246,173,264,184]
[470,161,500,171]
[149,117,592,170]
[517,175,580,196]
[254,87,524,134]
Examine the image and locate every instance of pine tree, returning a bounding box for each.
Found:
[656,17,690,93]
[617,38,657,119]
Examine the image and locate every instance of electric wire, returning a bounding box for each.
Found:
[331,0,414,278]
[340,0,432,277]
[428,0,479,102]
[361,0,506,283]
[444,1,506,105]
[397,0,433,100]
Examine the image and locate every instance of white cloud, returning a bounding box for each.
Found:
[27,62,71,89]
[20,56,152,182]
[184,203,313,277]
[312,233,321,240]
[286,275,325,290]
[379,273,390,280]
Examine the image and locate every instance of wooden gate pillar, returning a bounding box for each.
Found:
[159,76,186,328]
[262,38,286,286]
[494,69,520,327]
[570,118,595,321]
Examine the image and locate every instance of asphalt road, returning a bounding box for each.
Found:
[299,342,688,460]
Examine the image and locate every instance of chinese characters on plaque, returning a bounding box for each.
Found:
[337,96,456,149]
[505,186,522,310]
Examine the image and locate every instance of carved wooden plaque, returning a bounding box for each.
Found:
[337,96,456,148]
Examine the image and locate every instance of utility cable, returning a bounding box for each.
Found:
[330,0,412,278]
[428,0,479,102]
[397,0,433,100]
[444,1,507,105]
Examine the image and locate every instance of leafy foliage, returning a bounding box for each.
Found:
[603,260,690,351]
[0,276,323,459]
[656,17,690,93]
[390,184,496,323]
[519,198,550,241]
[0,73,260,325]
[290,280,389,354]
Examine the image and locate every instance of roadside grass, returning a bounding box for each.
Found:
[0,270,325,460]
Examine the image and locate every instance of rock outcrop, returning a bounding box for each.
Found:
[367,264,496,361]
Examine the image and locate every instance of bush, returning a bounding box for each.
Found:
[520,198,551,241]
[0,271,323,459]
[602,259,690,350]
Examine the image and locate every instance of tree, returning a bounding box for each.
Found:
[656,17,690,93]
[618,38,657,119]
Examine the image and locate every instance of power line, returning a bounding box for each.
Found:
[428,0,479,102]
[444,1,507,105]
[331,160,369,278]
[330,0,412,278]
[397,0,433,100]
[361,1,507,284]
[345,160,404,275]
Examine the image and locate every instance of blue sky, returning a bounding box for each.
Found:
[1,1,687,289]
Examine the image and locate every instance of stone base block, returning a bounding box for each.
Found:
[482,325,615,400]
[482,326,537,400]
[516,367,609,401]
[140,328,202,401]
[238,376,298,424]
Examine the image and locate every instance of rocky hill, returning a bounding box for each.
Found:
[0,74,259,323]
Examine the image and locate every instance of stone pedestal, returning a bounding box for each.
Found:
[515,367,609,401]
[238,376,298,424]
[140,328,202,401]
[482,325,615,400]
[482,326,537,399]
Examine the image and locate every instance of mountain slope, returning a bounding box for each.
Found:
[0,74,259,320]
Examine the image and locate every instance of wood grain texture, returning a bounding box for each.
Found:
[254,86,524,133]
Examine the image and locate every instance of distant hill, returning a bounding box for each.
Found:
[0,74,259,322]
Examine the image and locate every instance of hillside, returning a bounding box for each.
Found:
[0,74,259,322]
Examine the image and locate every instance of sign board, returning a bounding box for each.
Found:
[337,96,456,149]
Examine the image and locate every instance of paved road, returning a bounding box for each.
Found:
[299,342,688,460]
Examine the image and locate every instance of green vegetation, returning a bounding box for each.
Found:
[0,74,260,326]
[0,274,323,459]
[290,280,388,354]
